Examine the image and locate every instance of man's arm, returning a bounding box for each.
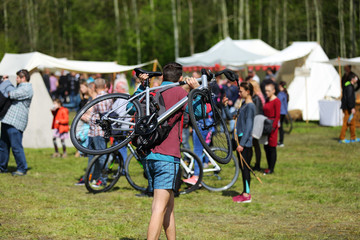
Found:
[0,79,16,97]
[9,85,32,100]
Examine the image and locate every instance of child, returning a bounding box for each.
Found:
[138,62,200,240]
[51,99,69,158]
[278,81,289,147]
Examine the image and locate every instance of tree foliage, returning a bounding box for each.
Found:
[0,0,359,66]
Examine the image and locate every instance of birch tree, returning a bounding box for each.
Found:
[275,0,280,48]
[258,0,262,39]
[238,0,244,39]
[233,0,238,39]
[349,0,356,57]
[3,1,8,51]
[132,0,141,64]
[171,0,179,59]
[282,0,287,48]
[245,0,250,38]
[221,0,229,38]
[150,0,155,56]
[338,0,346,57]
[188,0,194,55]
[267,1,273,45]
[114,0,121,61]
[305,0,311,41]
[313,0,322,45]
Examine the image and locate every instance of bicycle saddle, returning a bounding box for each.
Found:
[215,69,238,82]
[134,68,162,78]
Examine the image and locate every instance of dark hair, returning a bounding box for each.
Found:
[53,98,63,106]
[16,69,30,82]
[240,81,254,96]
[163,62,183,82]
[279,81,289,102]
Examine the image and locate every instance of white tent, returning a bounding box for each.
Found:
[248,42,341,121]
[176,37,278,67]
[324,57,360,77]
[0,52,155,148]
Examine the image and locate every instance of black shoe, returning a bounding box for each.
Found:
[135,192,153,198]
[12,170,26,176]
[253,166,261,171]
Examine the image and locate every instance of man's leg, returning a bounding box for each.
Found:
[339,110,350,140]
[147,189,174,240]
[8,126,27,173]
[350,114,356,140]
[0,123,11,172]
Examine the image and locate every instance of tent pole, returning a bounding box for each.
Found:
[305,76,309,124]
[338,56,342,98]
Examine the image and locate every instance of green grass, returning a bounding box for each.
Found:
[1,122,360,239]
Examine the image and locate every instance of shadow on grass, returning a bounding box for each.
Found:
[222,190,241,197]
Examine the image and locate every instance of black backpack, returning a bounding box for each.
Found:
[133,86,178,156]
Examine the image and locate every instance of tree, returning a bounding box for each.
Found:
[188,0,194,55]
[221,0,229,38]
[131,0,141,64]
[114,0,121,62]
[338,0,346,57]
[238,0,244,39]
[313,0,322,45]
[171,0,179,59]
[245,0,250,38]
[282,0,287,48]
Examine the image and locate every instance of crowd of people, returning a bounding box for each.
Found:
[0,64,291,240]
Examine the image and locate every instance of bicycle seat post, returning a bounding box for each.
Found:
[201,73,208,89]
[145,78,151,115]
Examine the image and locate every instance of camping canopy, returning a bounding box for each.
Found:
[176,37,278,67]
[0,52,155,148]
[0,52,156,76]
[248,42,340,121]
[324,57,360,78]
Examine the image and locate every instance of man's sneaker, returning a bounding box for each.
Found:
[263,169,274,175]
[182,176,199,185]
[92,180,105,188]
[339,139,350,143]
[52,152,61,158]
[278,143,284,147]
[75,178,85,186]
[12,171,26,176]
[233,194,251,203]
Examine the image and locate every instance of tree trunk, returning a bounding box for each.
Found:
[68,5,73,59]
[221,0,229,38]
[132,0,141,64]
[258,0,262,39]
[150,0,155,56]
[282,0,287,48]
[188,0,194,55]
[267,1,273,45]
[177,0,182,50]
[245,0,250,38]
[305,0,311,41]
[171,0,179,59]
[114,0,121,61]
[349,0,356,57]
[275,0,280,48]
[338,0,346,57]
[123,1,130,31]
[3,1,8,51]
[233,0,238,39]
[313,0,322,45]
[238,0,244,39]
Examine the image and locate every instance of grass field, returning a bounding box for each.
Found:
[0,122,359,239]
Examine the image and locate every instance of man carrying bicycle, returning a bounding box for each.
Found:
[137,62,199,240]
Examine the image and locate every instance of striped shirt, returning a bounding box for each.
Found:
[0,82,33,132]
[88,91,112,137]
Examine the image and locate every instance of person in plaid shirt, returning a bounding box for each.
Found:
[0,69,33,176]
[87,78,112,187]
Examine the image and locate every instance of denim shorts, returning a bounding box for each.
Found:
[144,159,180,193]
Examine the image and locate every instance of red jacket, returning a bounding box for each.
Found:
[51,107,69,133]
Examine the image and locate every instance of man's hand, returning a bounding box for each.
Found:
[186,77,200,90]
[138,73,149,85]
[236,145,244,152]
[222,96,229,106]
[2,75,9,81]
[351,108,356,115]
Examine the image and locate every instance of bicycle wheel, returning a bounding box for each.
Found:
[84,152,123,194]
[187,88,232,164]
[70,93,142,155]
[201,147,239,192]
[179,148,203,194]
[283,113,293,134]
[125,152,148,192]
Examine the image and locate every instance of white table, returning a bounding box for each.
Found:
[319,100,343,126]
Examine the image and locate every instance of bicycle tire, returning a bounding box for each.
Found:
[283,113,293,134]
[70,93,142,155]
[201,147,239,192]
[179,148,203,195]
[125,148,203,195]
[187,88,232,164]
[84,152,123,194]
[125,152,148,192]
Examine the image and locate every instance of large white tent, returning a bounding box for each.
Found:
[324,57,360,77]
[248,42,341,121]
[0,52,155,148]
[176,37,278,67]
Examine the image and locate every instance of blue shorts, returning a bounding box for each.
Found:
[144,159,180,193]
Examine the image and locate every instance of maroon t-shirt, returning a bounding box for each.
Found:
[151,86,188,158]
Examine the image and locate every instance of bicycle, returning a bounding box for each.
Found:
[84,143,203,194]
[70,68,238,164]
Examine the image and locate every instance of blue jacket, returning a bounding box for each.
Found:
[235,102,256,148]
[278,91,288,115]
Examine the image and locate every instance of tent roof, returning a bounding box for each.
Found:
[247,42,323,66]
[176,37,278,67]
[323,57,360,66]
[0,51,156,75]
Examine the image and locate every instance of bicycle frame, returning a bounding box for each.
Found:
[100,73,210,134]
